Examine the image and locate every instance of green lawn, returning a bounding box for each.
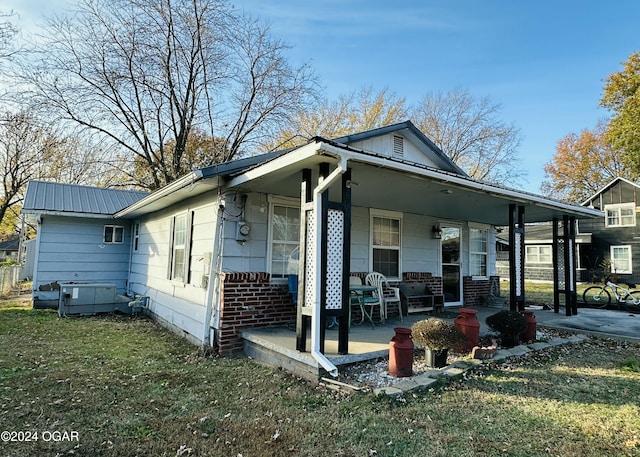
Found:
[1,299,639,456]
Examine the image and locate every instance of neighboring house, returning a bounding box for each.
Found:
[580,177,640,284]
[0,237,19,262]
[21,121,600,362]
[496,223,592,282]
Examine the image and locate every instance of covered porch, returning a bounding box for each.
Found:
[223,133,601,374]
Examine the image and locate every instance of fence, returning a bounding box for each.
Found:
[0,265,24,297]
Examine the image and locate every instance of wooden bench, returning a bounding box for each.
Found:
[398,283,445,314]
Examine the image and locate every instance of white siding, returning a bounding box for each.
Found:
[347,135,440,167]
[129,193,218,342]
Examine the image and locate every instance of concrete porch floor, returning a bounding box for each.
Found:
[242,304,640,381]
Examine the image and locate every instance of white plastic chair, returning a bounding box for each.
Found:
[365,272,403,322]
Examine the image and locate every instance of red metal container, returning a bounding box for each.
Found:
[520,310,537,343]
[389,327,414,377]
[454,308,480,351]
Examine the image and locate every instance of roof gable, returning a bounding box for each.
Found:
[22,181,148,217]
[582,177,640,209]
[331,120,468,176]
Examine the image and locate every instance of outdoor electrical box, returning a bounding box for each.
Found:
[236,221,250,242]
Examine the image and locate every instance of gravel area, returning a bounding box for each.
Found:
[334,328,571,391]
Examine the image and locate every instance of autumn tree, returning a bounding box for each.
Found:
[0,113,63,226]
[411,88,524,184]
[541,122,630,203]
[600,51,640,173]
[267,87,408,150]
[16,0,318,190]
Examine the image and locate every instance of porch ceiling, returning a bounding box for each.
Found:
[232,155,601,225]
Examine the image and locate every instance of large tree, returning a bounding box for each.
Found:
[411,88,524,184]
[541,122,630,203]
[600,51,640,173]
[266,87,408,150]
[16,0,318,190]
[0,113,63,225]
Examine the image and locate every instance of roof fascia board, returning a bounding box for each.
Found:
[114,170,204,218]
[20,209,115,219]
[229,140,601,219]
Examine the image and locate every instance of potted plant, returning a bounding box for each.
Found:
[485,310,527,348]
[411,318,468,368]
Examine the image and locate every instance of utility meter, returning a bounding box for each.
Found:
[236,221,250,241]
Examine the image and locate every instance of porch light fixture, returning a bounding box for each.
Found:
[432,223,442,239]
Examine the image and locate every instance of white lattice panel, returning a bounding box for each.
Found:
[325,209,344,310]
[557,240,565,288]
[304,210,315,308]
[514,231,522,296]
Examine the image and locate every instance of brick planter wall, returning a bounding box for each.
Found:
[218,272,296,355]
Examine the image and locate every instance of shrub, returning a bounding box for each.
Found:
[485,310,527,334]
[411,318,467,351]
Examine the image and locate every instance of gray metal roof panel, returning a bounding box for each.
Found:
[22,181,148,215]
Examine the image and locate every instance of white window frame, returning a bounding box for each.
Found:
[369,209,402,280]
[103,225,124,244]
[267,197,300,282]
[469,225,489,279]
[526,245,552,265]
[610,245,632,274]
[169,212,191,283]
[132,221,140,252]
[605,203,636,228]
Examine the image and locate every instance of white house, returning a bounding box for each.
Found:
[21,121,601,374]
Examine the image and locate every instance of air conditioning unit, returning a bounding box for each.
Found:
[59,283,119,316]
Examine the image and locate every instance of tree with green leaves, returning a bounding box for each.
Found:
[600,51,640,174]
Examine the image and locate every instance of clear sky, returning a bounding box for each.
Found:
[5,0,640,194]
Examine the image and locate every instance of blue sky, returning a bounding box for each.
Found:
[6,0,640,193]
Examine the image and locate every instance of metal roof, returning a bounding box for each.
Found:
[22,181,148,217]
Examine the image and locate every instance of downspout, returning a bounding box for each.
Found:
[202,193,226,346]
[310,156,348,377]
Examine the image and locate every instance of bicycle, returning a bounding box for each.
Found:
[582,277,640,314]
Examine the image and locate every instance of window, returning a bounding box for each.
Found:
[469,227,488,277]
[526,245,552,264]
[103,225,124,244]
[170,214,188,282]
[370,210,402,279]
[611,245,632,274]
[133,221,140,251]
[270,203,300,279]
[605,203,636,227]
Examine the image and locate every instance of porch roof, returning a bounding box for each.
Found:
[116,138,602,225]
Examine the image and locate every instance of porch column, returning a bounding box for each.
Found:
[296,169,313,352]
[508,204,525,311]
[552,217,578,315]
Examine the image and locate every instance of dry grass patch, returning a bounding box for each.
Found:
[1,301,639,456]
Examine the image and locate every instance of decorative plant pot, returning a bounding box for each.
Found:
[425,348,448,368]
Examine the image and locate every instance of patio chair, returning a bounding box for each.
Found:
[350,275,379,328]
[365,272,403,322]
